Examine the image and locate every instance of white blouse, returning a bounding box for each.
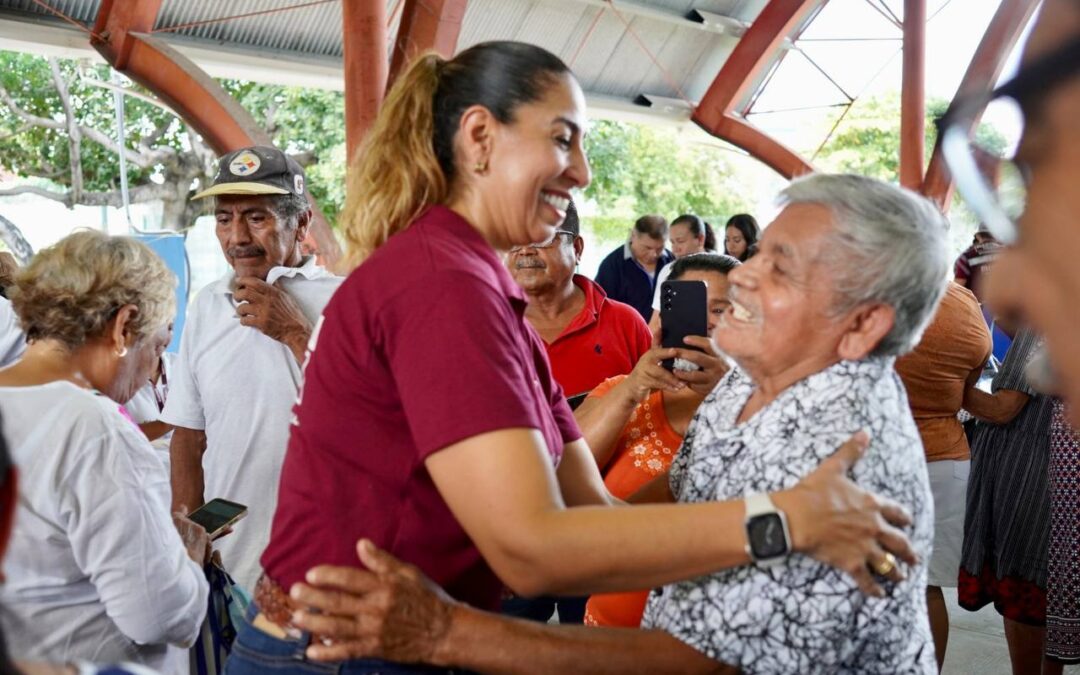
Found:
[0,381,207,673]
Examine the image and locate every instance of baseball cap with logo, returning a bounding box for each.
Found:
[192,145,307,200]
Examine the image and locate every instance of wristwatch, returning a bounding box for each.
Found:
[744,492,792,567]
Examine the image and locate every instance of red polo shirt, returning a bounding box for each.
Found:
[261,205,581,611]
[544,276,652,397]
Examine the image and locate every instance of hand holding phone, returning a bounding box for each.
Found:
[187,498,248,540]
[659,280,708,371]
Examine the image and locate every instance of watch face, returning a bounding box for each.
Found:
[748,513,789,559]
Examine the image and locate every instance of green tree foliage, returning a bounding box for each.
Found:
[813,93,1008,254]
[0,50,347,230]
[814,93,1006,182]
[223,80,346,225]
[582,120,752,242]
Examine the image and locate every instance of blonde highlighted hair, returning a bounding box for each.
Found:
[340,41,572,270]
[10,230,176,350]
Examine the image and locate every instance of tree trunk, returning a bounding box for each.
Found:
[0,213,33,262]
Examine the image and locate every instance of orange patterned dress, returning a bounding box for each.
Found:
[583,375,685,628]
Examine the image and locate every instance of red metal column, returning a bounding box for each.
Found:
[900,0,926,190]
[692,0,818,179]
[921,0,1039,208]
[342,0,388,165]
[91,0,342,266]
[387,0,468,87]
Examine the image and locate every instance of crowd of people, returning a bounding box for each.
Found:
[0,2,1076,673]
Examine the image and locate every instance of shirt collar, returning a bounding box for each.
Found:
[552,275,606,341]
[216,255,331,295]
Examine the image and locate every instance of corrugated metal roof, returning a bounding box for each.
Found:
[155,0,351,59]
[0,0,790,115]
[0,0,96,25]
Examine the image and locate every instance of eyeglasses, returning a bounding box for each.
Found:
[508,230,575,252]
[937,36,1080,245]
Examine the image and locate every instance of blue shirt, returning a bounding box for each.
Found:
[594,242,674,320]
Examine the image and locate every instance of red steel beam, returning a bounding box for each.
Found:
[692,0,819,179]
[90,0,342,266]
[900,0,926,190]
[921,0,1040,209]
[387,0,468,87]
[342,0,388,165]
[713,114,815,179]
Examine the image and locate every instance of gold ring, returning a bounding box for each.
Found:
[872,552,897,577]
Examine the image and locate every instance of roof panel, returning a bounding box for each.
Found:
[155,0,346,59]
[0,0,96,25]
[0,0,779,123]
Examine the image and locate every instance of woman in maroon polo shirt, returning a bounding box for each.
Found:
[232,41,918,673]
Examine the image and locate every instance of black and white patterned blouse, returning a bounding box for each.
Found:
[642,357,936,674]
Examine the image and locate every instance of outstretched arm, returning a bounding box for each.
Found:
[292,540,734,675]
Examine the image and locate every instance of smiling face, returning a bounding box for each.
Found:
[476,73,591,249]
[670,222,705,258]
[507,232,580,295]
[215,194,306,280]
[715,204,853,380]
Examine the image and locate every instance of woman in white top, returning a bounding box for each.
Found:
[0,231,209,673]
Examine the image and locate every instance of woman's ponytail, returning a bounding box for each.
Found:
[341,53,448,269]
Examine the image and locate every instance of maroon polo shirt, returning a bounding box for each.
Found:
[261,205,581,610]
[544,276,652,397]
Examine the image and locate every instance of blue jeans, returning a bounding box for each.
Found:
[224,603,469,675]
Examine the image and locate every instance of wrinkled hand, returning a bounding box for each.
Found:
[778,431,918,597]
[670,336,729,396]
[172,509,211,565]
[233,277,312,358]
[291,539,457,663]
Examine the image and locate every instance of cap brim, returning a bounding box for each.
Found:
[192,182,290,200]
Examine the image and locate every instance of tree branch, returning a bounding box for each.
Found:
[0,184,68,203]
[49,58,82,205]
[0,182,175,207]
[139,118,174,150]
[290,150,316,168]
[263,99,280,136]
[79,125,176,169]
[0,82,63,130]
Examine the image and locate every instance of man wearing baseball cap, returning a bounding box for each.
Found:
[162,145,343,593]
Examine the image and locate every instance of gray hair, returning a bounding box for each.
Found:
[267,193,311,229]
[779,174,950,357]
[213,192,310,229]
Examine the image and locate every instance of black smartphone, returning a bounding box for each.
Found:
[659,280,708,371]
[187,498,248,539]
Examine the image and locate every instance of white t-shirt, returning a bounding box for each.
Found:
[162,256,342,593]
[0,381,207,674]
[125,353,175,461]
[650,264,674,314]
[0,296,25,367]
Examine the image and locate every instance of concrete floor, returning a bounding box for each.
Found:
[942,587,1080,675]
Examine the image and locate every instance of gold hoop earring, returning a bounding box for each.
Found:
[474,160,488,174]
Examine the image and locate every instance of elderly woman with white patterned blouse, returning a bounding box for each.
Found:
[250,174,947,675]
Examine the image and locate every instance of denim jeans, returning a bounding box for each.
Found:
[224,603,470,675]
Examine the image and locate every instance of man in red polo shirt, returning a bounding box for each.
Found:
[509,200,651,399]
[505,199,650,625]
